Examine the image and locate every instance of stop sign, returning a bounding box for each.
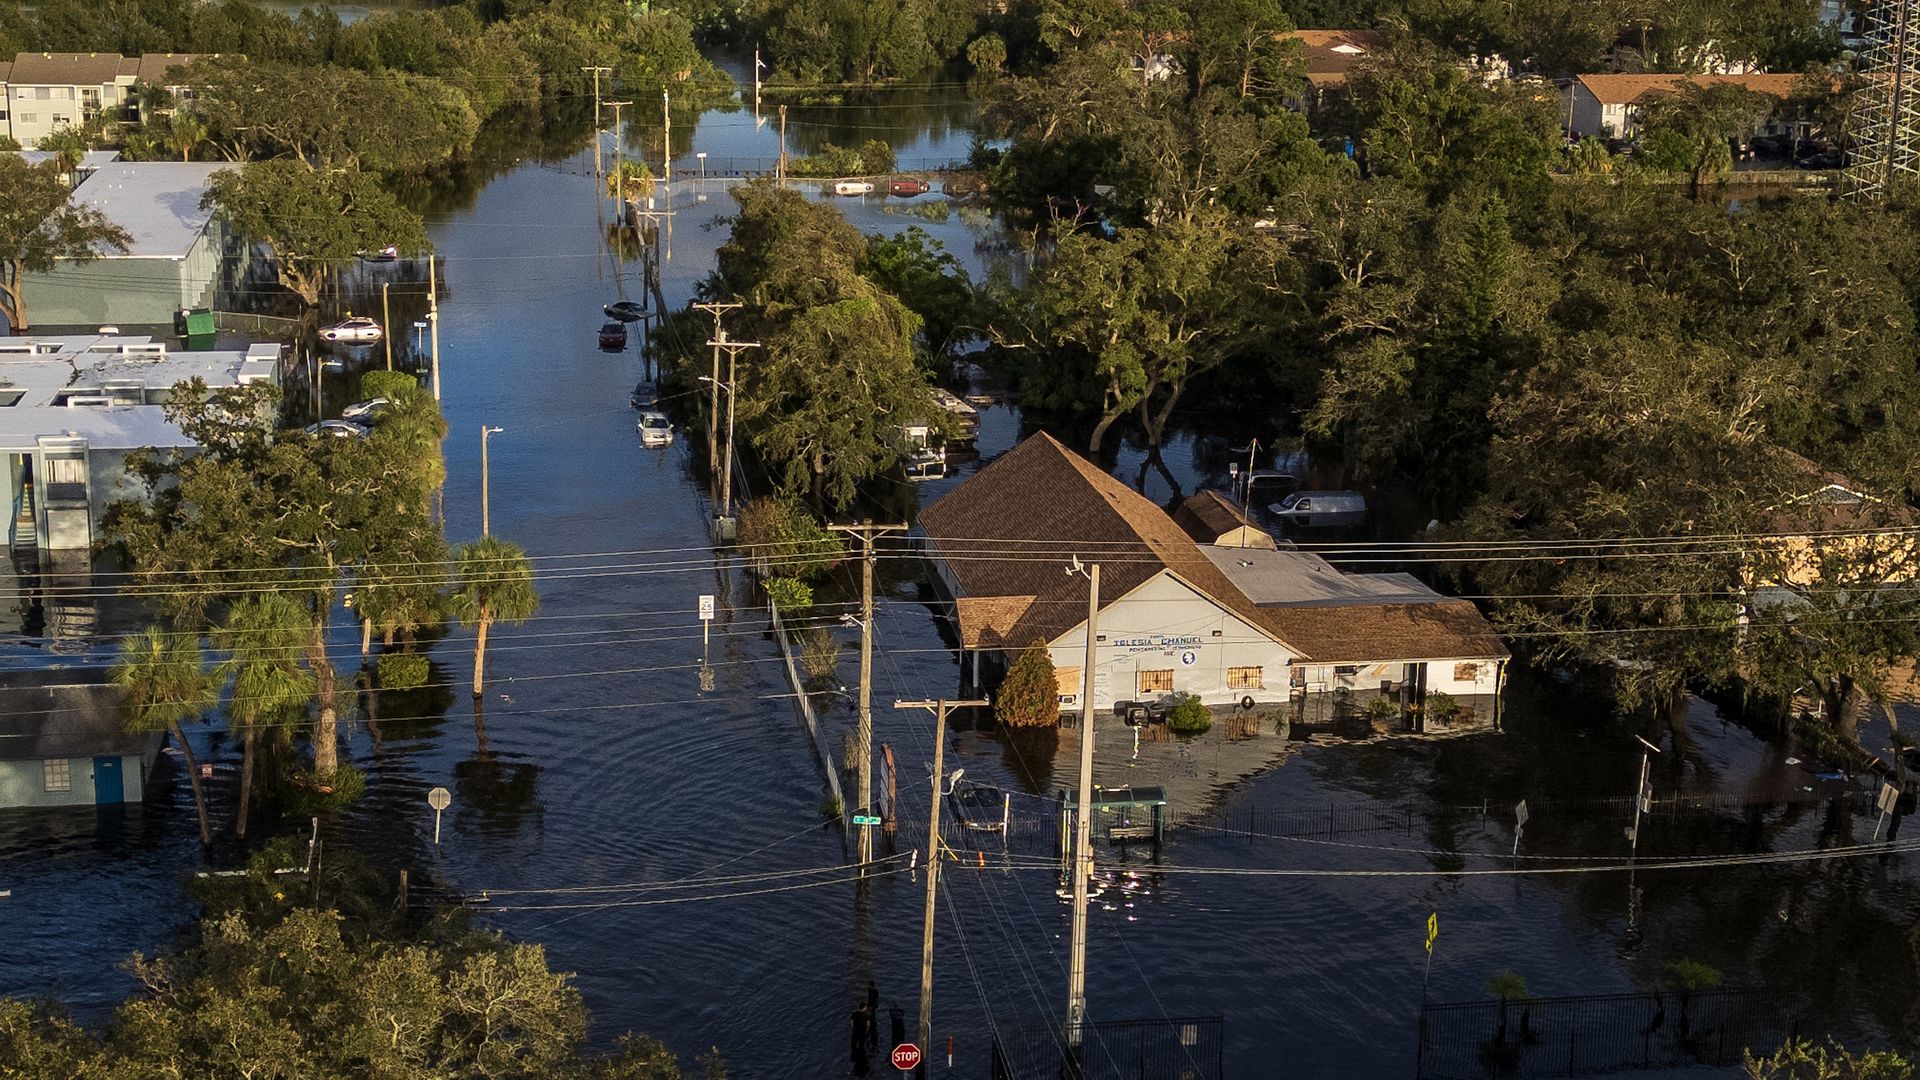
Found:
[890,1043,923,1070]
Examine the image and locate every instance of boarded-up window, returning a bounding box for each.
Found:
[1055,667,1081,699]
[1137,669,1174,694]
[1453,662,1481,682]
[1227,666,1263,690]
[42,759,70,792]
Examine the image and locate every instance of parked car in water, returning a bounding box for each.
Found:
[303,420,370,439]
[947,782,1007,833]
[889,178,930,196]
[320,316,384,344]
[598,321,628,350]
[1268,490,1367,529]
[636,410,674,447]
[604,300,646,323]
[834,179,875,196]
[341,397,389,422]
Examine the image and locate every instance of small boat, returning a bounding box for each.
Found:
[604,300,646,323]
[834,179,875,196]
[636,410,674,447]
[598,321,628,350]
[889,178,930,197]
[320,316,384,344]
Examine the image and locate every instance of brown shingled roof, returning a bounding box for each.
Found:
[132,53,206,82]
[1284,29,1385,88]
[954,595,1036,650]
[918,432,1292,651]
[1260,601,1510,665]
[8,51,127,87]
[1173,489,1272,547]
[1573,73,1804,106]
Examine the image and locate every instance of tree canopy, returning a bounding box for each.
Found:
[0,157,131,331]
[204,160,430,308]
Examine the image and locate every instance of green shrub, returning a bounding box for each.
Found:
[858,138,895,174]
[996,638,1059,728]
[1664,959,1723,992]
[1367,696,1400,722]
[787,143,863,177]
[765,577,813,614]
[736,495,840,579]
[1167,693,1211,735]
[374,652,429,689]
[1425,690,1459,723]
[798,627,840,681]
[820,792,843,821]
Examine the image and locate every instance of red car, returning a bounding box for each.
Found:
[889,178,931,197]
[598,321,627,350]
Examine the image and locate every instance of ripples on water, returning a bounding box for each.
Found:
[1,86,1918,1079]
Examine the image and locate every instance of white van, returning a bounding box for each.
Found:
[1268,490,1366,528]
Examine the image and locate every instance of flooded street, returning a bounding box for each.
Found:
[2,73,1919,1080]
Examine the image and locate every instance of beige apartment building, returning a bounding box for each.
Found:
[0,52,211,147]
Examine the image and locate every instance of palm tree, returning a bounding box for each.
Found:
[1486,970,1529,1046]
[446,537,539,697]
[166,111,207,162]
[606,159,655,204]
[112,627,215,848]
[212,596,314,839]
[34,128,86,176]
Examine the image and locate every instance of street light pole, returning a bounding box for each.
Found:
[895,698,989,1080]
[381,282,392,370]
[705,334,760,521]
[480,425,503,537]
[1065,559,1101,1050]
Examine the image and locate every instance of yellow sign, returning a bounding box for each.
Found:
[1425,913,1438,955]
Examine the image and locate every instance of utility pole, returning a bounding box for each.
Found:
[778,104,788,181]
[582,66,611,182]
[480,425,503,537]
[381,282,391,370]
[1065,559,1101,1050]
[428,255,441,401]
[662,90,671,185]
[1624,733,1659,944]
[832,522,909,869]
[691,300,742,477]
[895,697,989,1079]
[708,332,758,521]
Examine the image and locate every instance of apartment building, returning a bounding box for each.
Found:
[0,52,211,147]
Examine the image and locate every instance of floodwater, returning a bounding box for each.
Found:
[2,69,1919,1080]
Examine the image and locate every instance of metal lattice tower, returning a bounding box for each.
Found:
[1846,0,1920,199]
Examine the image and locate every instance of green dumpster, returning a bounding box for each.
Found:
[183,309,215,337]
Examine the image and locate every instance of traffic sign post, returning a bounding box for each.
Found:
[427,787,451,846]
[1874,781,1901,841]
[698,594,715,652]
[891,1043,922,1072]
[852,813,882,827]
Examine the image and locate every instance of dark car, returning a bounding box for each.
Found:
[1796,150,1844,170]
[604,300,646,323]
[947,782,1006,833]
[598,321,628,350]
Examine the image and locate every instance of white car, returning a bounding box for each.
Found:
[320,317,384,344]
[636,410,674,447]
[341,397,390,422]
[833,179,875,196]
[303,420,370,439]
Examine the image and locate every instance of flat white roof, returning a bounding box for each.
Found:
[68,161,228,259]
[8,150,122,170]
[0,334,278,451]
[1202,547,1444,607]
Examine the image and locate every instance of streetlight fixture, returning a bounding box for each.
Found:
[480,425,504,537]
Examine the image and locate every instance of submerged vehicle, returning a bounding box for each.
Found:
[1268,490,1366,529]
[834,179,875,196]
[320,316,384,344]
[636,410,674,447]
[947,782,1007,833]
[598,321,628,350]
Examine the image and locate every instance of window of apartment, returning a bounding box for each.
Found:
[0,390,25,407]
[51,114,68,127]
[1333,664,1360,676]
[1137,669,1174,694]
[1055,666,1080,699]
[16,113,35,125]
[54,86,72,99]
[42,759,71,793]
[1227,666,1263,690]
[33,87,50,99]
[1453,662,1482,682]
